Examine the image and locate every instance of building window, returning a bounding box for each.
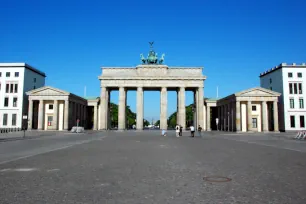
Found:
[15,72,19,77]
[12,114,17,126]
[13,97,17,107]
[300,116,305,128]
[298,73,302,78]
[294,83,298,94]
[290,98,294,109]
[4,97,9,107]
[252,106,256,111]
[289,83,293,94]
[252,118,257,128]
[290,116,295,128]
[288,72,293,78]
[5,84,9,93]
[10,84,13,93]
[298,83,302,94]
[47,116,53,126]
[3,114,8,126]
[49,104,53,110]
[14,84,18,93]
[299,98,304,109]
[34,78,36,83]
[0,72,2,77]
[6,72,10,77]
[270,78,272,83]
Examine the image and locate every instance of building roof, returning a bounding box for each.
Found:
[0,63,46,77]
[26,86,87,102]
[259,62,306,77]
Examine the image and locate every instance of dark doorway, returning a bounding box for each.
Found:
[210,107,218,130]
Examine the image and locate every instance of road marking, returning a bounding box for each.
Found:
[220,137,306,153]
[0,136,107,165]
[0,168,38,172]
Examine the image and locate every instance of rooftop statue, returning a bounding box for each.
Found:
[140,42,165,65]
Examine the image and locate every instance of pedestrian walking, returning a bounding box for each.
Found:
[190,125,195,137]
[198,125,202,136]
[175,124,180,137]
[161,129,167,136]
[179,125,183,136]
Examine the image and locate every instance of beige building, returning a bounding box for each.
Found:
[204,87,281,132]
[26,86,87,130]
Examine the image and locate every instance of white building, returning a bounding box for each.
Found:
[0,63,46,129]
[260,63,306,131]
[26,86,87,130]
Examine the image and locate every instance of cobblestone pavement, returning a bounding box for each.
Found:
[0,131,305,204]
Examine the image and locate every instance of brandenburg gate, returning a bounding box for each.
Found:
[98,43,206,130]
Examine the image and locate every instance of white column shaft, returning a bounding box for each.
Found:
[198,87,204,130]
[206,105,211,131]
[38,100,44,130]
[179,87,186,129]
[93,105,98,130]
[247,101,252,131]
[262,101,268,132]
[160,87,168,130]
[53,100,58,130]
[118,87,126,130]
[273,101,279,131]
[136,87,144,130]
[236,101,241,131]
[100,87,107,130]
[28,99,33,130]
[64,100,69,130]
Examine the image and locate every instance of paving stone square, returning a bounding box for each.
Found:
[0,131,305,204]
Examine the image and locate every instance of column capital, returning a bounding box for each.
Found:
[161,87,167,91]
[137,86,143,91]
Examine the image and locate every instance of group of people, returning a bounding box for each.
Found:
[161,125,202,137]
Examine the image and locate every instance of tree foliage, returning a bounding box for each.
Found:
[167,104,194,128]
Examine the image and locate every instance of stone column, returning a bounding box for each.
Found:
[198,87,204,130]
[38,100,44,130]
[160,87,168,130]
[273,101,279,132]
[93,105,98,130]
[219,105,224,131]
[28,99,33,130]
[72,102,78,126]
[136,87,144,130]
[231,102,234,131]
[236,101,241,131]
[176,89,180,125]
[118,87,126,130]
[223,105,226,131]
[247,101,252,131]
[179,87,186,129]
[100,87,107,130]
[53,100,58,130]
[64,100,69,130]
[227,104,230,131]
[261,101,268,132]
[193,90,197,127]
[206,105,211,131]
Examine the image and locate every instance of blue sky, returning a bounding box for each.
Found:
[1,0,305,121]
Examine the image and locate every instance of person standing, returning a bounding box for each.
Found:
[198,125,202,136]
[175,124,180,137]
[190,125,195,137]
[161,129,166,136]
[179,125,183,137]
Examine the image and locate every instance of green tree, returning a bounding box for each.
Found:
[154,120,160,126]
[167,103,195,128]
